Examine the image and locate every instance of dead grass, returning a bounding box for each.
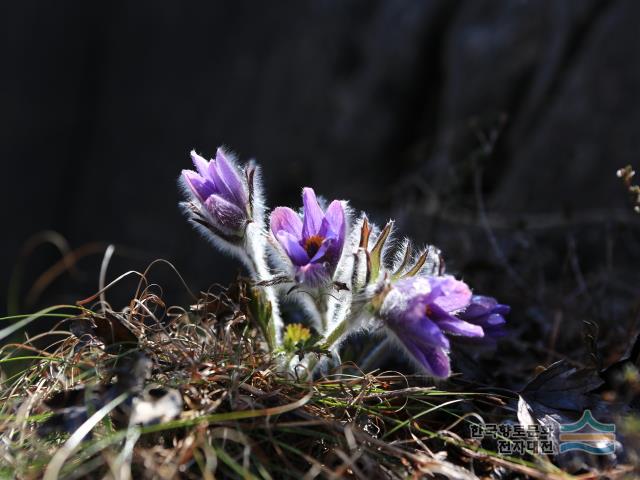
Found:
[0,271,636,479]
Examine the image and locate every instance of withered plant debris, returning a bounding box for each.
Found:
[0,275,634,480]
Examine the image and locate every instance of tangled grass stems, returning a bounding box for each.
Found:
[0,272,628,479]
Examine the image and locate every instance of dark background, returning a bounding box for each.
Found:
[2,1,640,370]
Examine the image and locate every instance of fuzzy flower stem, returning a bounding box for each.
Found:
[244,224,282,347]
[323,317,347,349]
[315,295,329,334]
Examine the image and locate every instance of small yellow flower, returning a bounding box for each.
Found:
[283,323,311,350]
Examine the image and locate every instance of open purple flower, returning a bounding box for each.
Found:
[270,187,346,286]
[457,295,509,341]
[380,276,484,377]
[182,148,251,238]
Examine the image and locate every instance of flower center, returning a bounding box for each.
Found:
[303,235,324,258]
[425,305,433,317]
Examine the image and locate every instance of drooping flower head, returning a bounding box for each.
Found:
[181,148,253,240]
[457,295,509,342]
[379,275,484,377]
[270,187,346,286]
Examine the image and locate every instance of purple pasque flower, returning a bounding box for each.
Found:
[270,187,346,286]
[380,275,484,378]
[457,295,509,341]
[182,148,251,238]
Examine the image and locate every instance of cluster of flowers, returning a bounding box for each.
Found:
[180,147,509,377]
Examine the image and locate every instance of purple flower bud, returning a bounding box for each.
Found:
[380,275,483,378]
[457,295,509,341]
[181,148,251,238]
[270,187,346,286]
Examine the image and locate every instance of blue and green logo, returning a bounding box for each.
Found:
[558,410,616,455]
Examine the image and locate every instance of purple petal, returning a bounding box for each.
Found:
[302,187,324,239]
[437,317,485,337]
[320,222,344,263]
[207,157,235,204]
[390,293,428,324]
[414,315,450,348]
[432,277,471,312]
[489,313,506,325]
[275,230,309,266]
[182,170,214,202]
[319,200,345,237]
[453,311,507,344]
[427,302,484,338]
[402,339,451,378]
[479,313,507,328]
[215,148,247,207]
[461,296,497,319]
[190,150,211,178]
[270,207,303,238]
[390,301,449,349]
[204,194,247,232]
[457,295,509,342]
[422,345,452,378]
[320,201,346,259]
[493,304,511,316]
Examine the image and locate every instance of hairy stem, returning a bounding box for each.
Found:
[324,318,347,348]
[315,294,329,334]
[244,224,282,346]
